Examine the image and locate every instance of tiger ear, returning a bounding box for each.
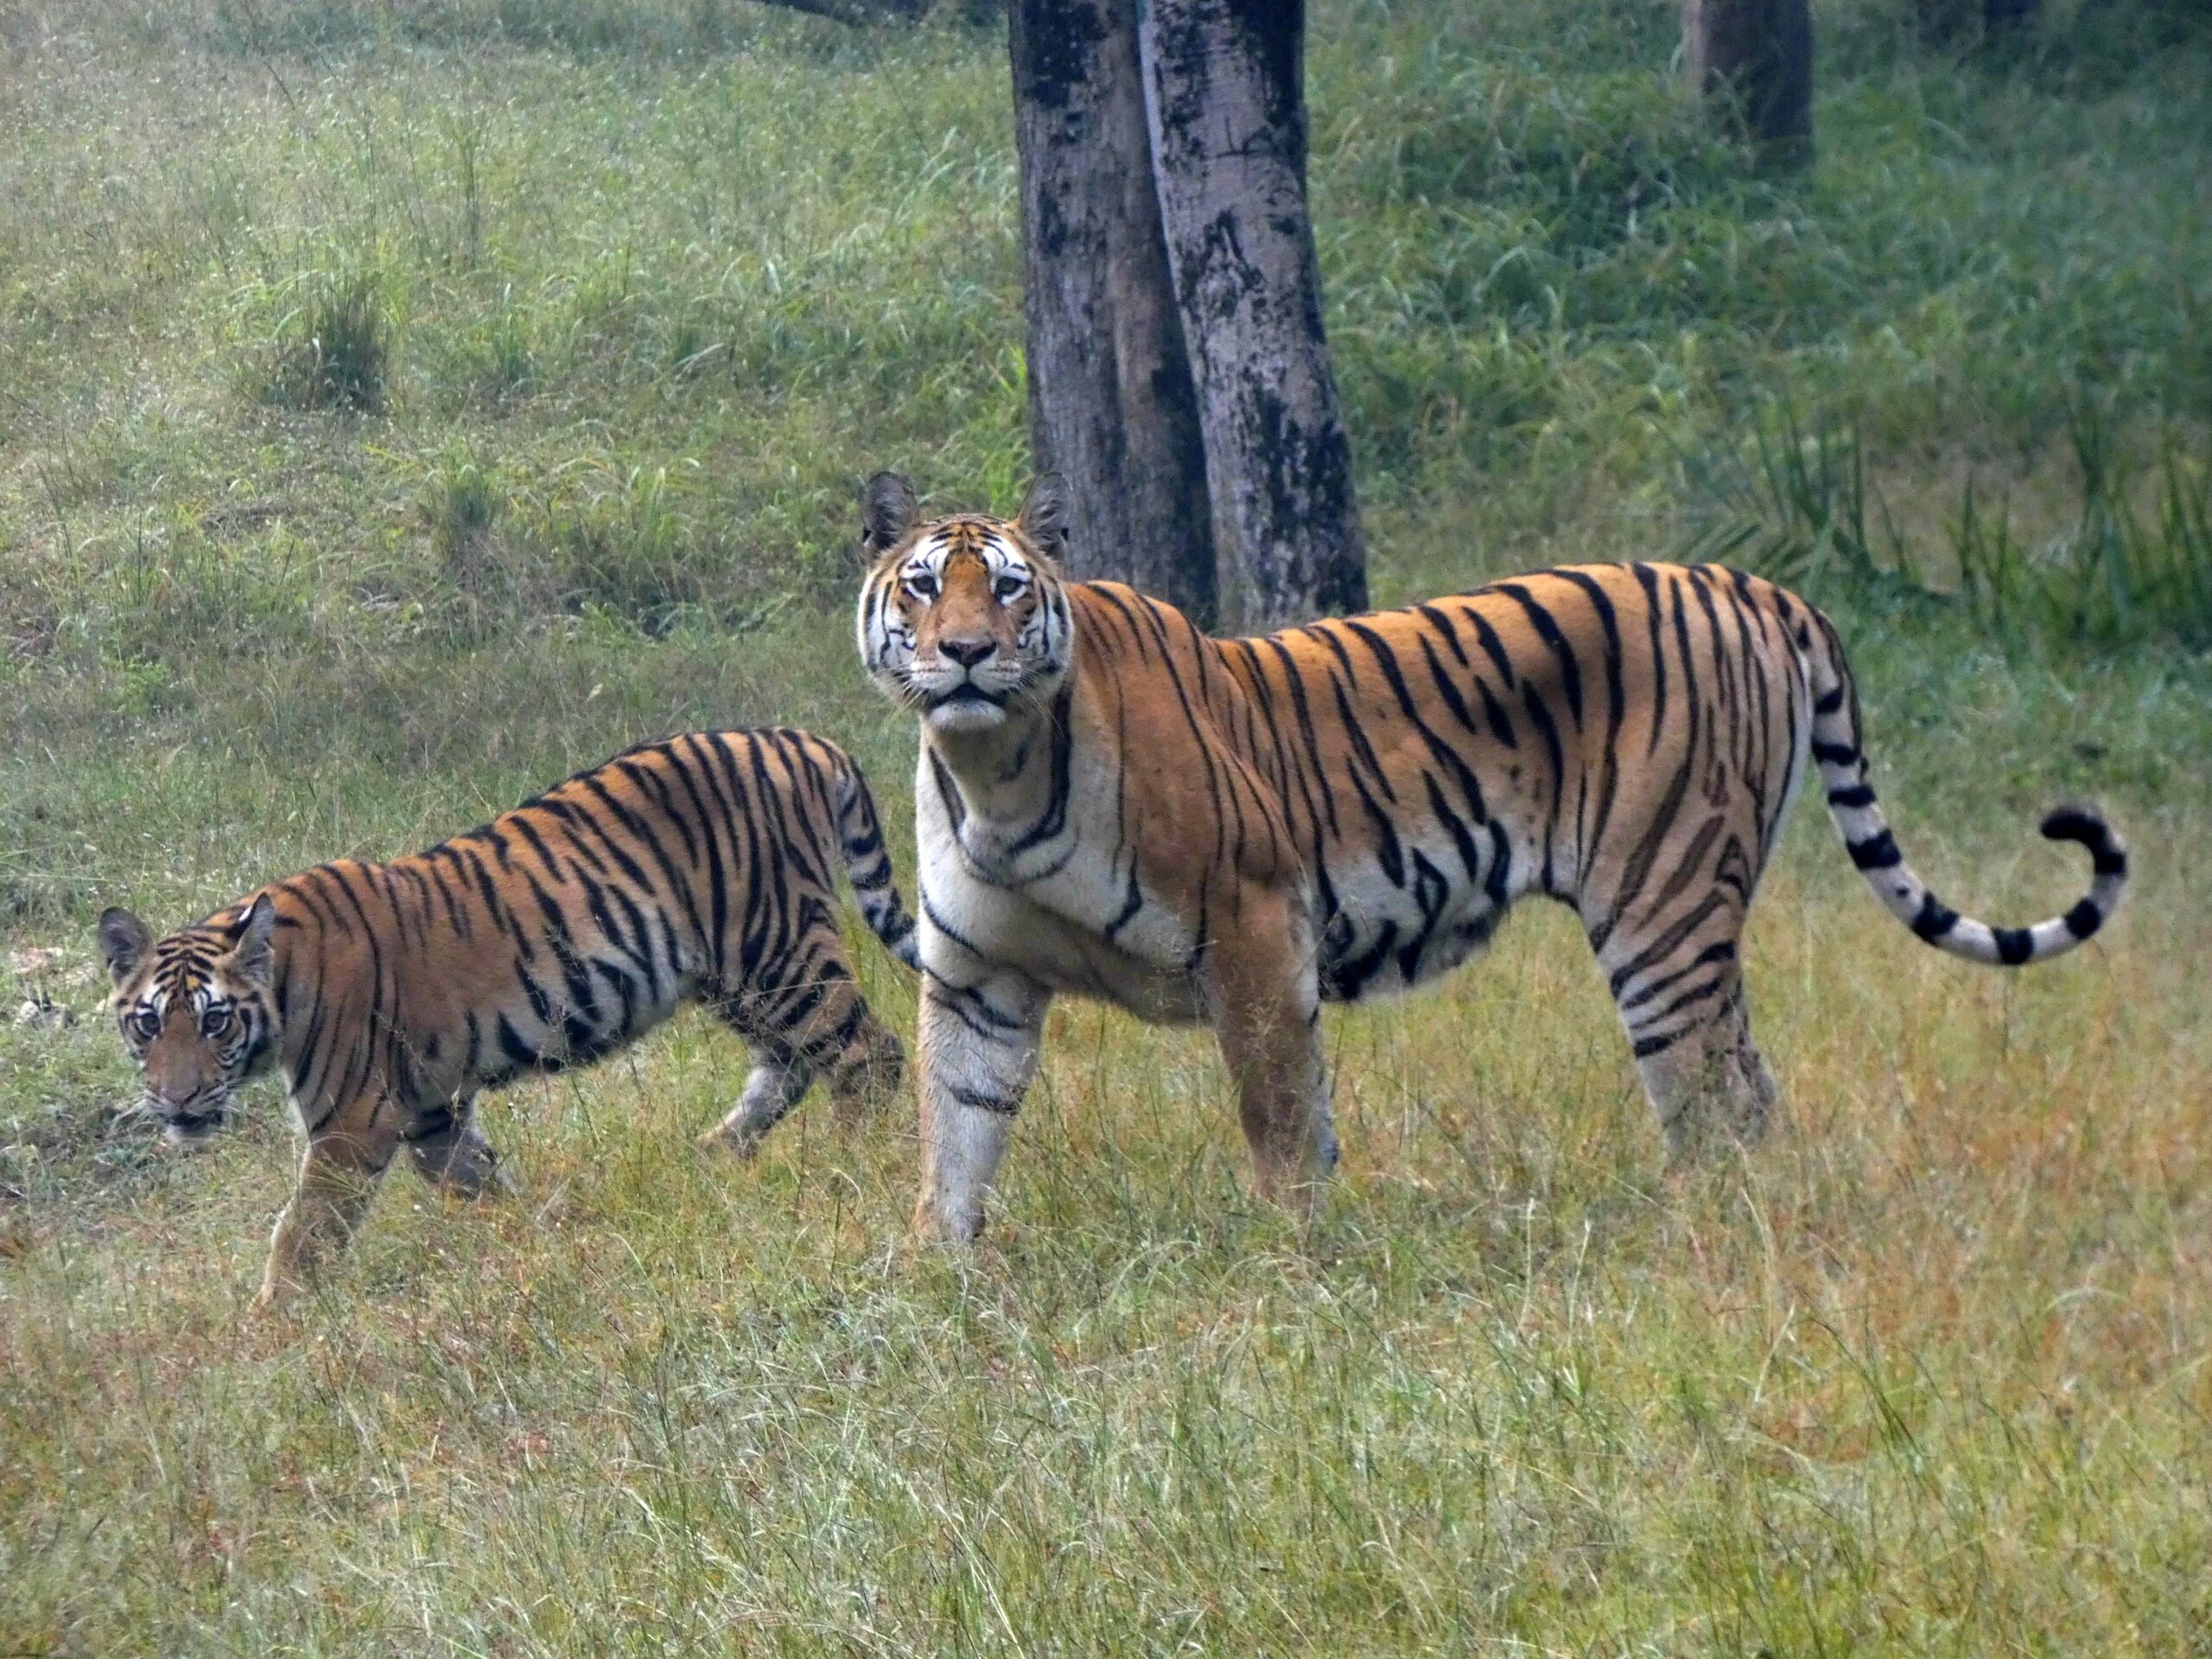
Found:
[1014,472,1070,557]
[226,894,276,985]
[861,472,920,556]
[98,908,154,984]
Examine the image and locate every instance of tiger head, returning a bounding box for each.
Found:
[855,472,1073,737]
[98,895,279,1147]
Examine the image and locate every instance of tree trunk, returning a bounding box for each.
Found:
[1138,0,1366,632]
[1011,0,1215,621]
[1685,0,1813,166]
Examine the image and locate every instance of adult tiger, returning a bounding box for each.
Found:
[99,729,918,1307]
[855,473,2127,1243]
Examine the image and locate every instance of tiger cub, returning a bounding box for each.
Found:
[99,729,918,1307]
[855,473,2126,1243]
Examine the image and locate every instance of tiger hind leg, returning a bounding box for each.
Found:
[402,1098,508,1197]
[698,964,903,1154]
[1628,982,1779,1165]
[1592,894,1777,1163]
[818,1009,905,1128]
[697,1046,816,1158]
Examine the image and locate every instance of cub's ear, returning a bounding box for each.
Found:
[861,472,920,555]
[98,908,154,984]
[1015,472,1071,557]
[226,893,277,984]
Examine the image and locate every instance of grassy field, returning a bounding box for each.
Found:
[4,0,2211,1650]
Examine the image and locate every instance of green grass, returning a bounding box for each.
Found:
[3,0,2210,1650]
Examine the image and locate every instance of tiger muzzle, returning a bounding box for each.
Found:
[152,1087,230,1143]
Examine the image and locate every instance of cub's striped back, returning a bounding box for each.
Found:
[99,728,917,1307]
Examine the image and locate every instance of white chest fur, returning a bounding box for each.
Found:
[916,745,1205,1022]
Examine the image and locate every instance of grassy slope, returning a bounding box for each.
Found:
[3,1,2209,1651]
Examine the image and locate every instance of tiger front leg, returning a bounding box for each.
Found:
[912,966,1049,1244]
[257,1094,400,1311]
[1207,893,1335,1213]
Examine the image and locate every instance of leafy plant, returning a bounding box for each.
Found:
[1676,401,1919,594]
[1955,404,2212,652]
[257,268,393,414]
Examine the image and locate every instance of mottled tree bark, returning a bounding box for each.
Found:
[1012,0,1215,621]
[1137,0,1366,632]
[1685,0,1813,166]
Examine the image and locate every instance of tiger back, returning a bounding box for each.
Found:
[99,728,919,1307]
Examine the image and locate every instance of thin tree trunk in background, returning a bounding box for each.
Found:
[1011,0,1215,622]
[1685,0,1813,166]
[1139,0,1366,632]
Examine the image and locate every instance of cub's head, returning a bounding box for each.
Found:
[855,472,1074,736]
[98,895,279,1147]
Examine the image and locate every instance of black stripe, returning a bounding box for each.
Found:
[1910,893,1959,940]
[1607,888,1729,999]
[1848,832,1901,870]
[1103,863,1145,943]
[1005,686,1076,857]
[667,736,734,978]
[1633,969,1732,1032]
[1414,602,1469,666]
[1993,927,2035,965]
[1494,583,1584,726]
[1519,679,1567,894]
[1630,563,1667,760]
[949,1084,1021,1116]
[1259,634,1343,840]
[1617,939,1736,1015]
[1474,676,1516,748]
[1457,603,1519,690]
[495,1014,537,1069]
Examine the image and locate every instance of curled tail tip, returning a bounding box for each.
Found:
[2039,803,2128,875]
[2043,800,2127,949]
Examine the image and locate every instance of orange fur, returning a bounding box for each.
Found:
[858,475,2125,1240]
[100,729,917,1306]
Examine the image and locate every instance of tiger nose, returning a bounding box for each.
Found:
[940,638,994,669]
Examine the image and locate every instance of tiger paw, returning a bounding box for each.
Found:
[696,1124,764,1161]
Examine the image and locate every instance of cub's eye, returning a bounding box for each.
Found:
[200,1007,235,1040]
[903,572,938,601]
[994,575,1026,602]
[129,1007,161,1041]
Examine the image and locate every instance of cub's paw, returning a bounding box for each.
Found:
[696,1124,764,1161]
